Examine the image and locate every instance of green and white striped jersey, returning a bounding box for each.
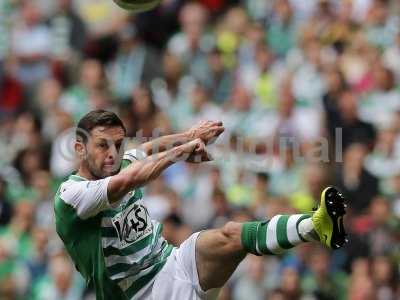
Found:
[54,150,173,300]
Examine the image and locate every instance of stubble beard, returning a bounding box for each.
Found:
[85,158,121,179]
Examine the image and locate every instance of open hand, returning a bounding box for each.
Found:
[187,121,225,145]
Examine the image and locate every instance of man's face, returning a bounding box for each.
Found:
[78,126,125,179]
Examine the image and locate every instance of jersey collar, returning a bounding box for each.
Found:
[69,173,88,182]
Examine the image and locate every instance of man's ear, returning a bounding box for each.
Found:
[75,141,86,159]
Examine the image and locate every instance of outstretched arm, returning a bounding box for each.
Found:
[140,121,224,156]
[108,138,205,203]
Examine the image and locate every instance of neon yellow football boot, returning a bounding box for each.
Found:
[312,186,348,249]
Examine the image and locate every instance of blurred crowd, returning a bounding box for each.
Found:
[1,0,400,299]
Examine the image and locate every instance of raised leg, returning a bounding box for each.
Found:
[195,186,347,292]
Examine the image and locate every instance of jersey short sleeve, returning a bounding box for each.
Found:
[59,177,112,220]
[58,149,146,220]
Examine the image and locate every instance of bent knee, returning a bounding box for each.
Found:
[218,221,245,256]
[221,222,242,242]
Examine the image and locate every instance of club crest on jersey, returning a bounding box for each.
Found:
[111,203,152,247]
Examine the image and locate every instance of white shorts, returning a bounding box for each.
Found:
[137,232,220,300]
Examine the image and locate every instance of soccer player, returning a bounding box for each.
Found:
[54,110,347,300]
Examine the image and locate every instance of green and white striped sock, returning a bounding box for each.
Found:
[241,214,314,255]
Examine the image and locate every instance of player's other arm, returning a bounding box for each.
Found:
[107,138,206,203]
[140,121,224,156]
[58,139,209,220]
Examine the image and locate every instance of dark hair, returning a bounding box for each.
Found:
[76,110,126,143]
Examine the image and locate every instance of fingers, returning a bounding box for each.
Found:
[209,121,223,128]
[183,138,202,153]
[188,121,223,139]
[186,147,213,163]
[206,124,224,138]
[195,140,213,161]
[198,120,223,127]
[213,125,225,135]
[189,121,224,146]
[189,138,203,151]
[194,139,206,154]
[203,125,225,144]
